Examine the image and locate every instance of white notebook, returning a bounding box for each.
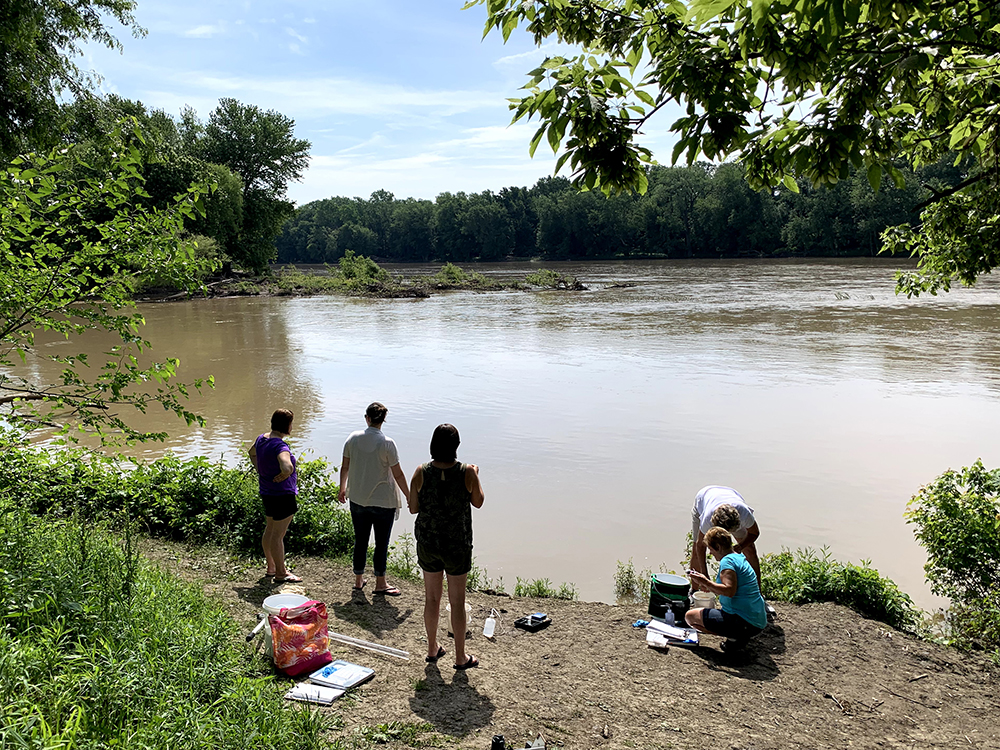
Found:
[285,682,344,705]
[307,660,375,690]
[646,620,699,645]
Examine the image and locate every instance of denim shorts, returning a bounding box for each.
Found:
[703,607,763,641]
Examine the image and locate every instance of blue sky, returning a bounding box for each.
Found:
[80,0,603,205]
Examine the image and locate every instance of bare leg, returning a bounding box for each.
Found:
[685,607,710,634]
[262,515,294,577]
[423,571,444,660]
[447,573,469,666]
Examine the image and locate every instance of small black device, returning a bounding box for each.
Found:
[491,734,506,750]
[514,612,551,632]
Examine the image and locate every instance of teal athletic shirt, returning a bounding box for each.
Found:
[717,553,767,630]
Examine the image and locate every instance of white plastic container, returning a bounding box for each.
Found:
[261,593,310,656]
[691,591,717,610]
[442,603,473,635]
[483,614,496,638]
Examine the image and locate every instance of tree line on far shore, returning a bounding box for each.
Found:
[275,156,964,265]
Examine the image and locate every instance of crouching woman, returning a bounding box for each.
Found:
[686,526,767,650]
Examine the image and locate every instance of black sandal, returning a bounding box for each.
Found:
[454,654,479,670]
[425,646,446,663]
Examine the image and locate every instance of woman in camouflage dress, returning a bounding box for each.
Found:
[408,424,485,670]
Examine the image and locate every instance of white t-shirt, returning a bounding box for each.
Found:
[692,485,756,535]
[343,427,400,508]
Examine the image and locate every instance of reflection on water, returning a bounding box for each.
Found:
[18,259,1000,607]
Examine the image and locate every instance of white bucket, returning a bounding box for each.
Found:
[261,594,310,657]
[441,603,473,635]
[691,591,717,609]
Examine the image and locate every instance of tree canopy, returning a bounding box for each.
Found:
[196,98,311,272]
[0,0,142,161]
[276,158,951,264]
[0,128,214,444]
[474,0,1000,295]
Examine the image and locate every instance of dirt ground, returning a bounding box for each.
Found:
[141,540,998,750]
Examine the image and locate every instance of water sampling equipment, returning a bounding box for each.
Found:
[648,573,690,623]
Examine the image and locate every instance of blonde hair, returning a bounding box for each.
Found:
[704,526,735,554]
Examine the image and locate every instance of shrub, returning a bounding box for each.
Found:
[430,262,502,290]
[386,532,421,582]
[614,558,679,604]
[906,460,1000,650]
[0,433,354,558]
[337,249,389,283]
[525,269,585,289]
[760,547,919,632]
[0,510,329,749]
[514,577,578,600]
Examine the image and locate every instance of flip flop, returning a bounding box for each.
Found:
[373,585,402,596]
[352,580,367,592]
[265,571,276,578]
[273,573,303,583]
[454,654,479,670]
[425,646,446,663]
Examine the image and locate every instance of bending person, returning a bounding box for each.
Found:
[686,527,767,651]
[409,424,485,670]
[338,402,410,596]
[248,408,302,583]
[690,485,762,592]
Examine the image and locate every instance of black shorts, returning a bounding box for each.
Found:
[416,540,473,577]
[703,607,764,641]
[261,492,298,521]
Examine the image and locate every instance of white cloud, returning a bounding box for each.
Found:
[159,71,505,117]
[184,23,224,38]
[285,27,308,44]
[289,43,303,55]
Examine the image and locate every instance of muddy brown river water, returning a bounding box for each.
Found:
[29,259,1000,607]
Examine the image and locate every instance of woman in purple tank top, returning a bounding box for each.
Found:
[248,408,302,583]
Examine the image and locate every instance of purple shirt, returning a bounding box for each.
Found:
[255,434,297,495]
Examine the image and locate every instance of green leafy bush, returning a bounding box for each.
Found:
[0,510,328,749]
[337,248,390,283]
[613,558,676,604]
[0,433,353,558]
[525,269,585,289]
[906,460,1000,650]
[513,577,578,600]
[760,547,918,632]
[386,532,421,583]
[430,262,502,290]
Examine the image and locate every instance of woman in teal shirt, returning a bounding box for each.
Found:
[686,526,767,650]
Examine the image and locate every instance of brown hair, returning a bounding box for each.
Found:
[429,423,460,462]
[366,402,388,425]
[710,504,741,532]
[704,527,735,555]
[271,408,294,434]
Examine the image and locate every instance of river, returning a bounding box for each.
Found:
[31,259,1000,607]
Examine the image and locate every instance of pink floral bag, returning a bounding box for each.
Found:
[268,600,333,676]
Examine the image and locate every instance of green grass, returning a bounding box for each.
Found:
[0,509,328,749]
